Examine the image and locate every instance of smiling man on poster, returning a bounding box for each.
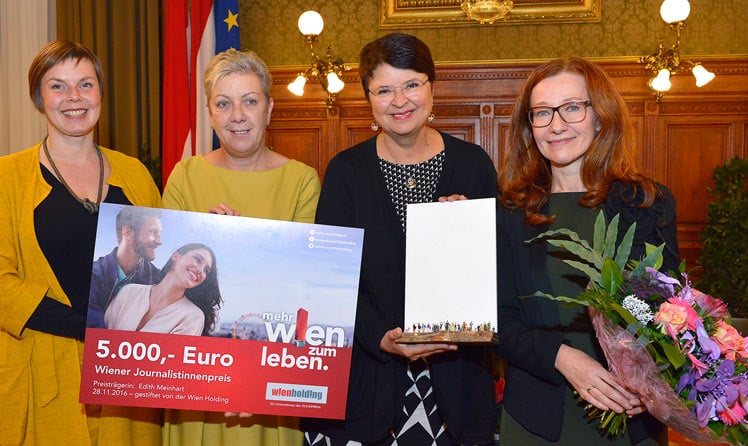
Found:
[87,206,163,329]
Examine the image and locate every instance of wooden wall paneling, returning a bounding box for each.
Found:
[266,117,328,177]
[656,115,734,267]
[625,99,653,179]
[340,105,378,149]
[478,103,498,171]
[628,113,650,179]
[325,109,341,181]
[494,103,515,173]
[340,120,377,149]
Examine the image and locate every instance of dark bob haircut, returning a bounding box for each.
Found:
[358,33,435,101]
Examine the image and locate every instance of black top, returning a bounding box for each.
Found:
[27,165,130,338]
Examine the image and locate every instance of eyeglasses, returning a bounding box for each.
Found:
[368,79,430,102]
[528,100,593,128]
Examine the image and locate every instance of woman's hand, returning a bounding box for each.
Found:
[379,327,457,361]
[208,203,241,216]
[555,344,645,415]
[437,194,468,202]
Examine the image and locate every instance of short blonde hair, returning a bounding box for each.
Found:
[203,48,272,102]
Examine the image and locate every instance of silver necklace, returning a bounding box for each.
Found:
[42,136,104,214]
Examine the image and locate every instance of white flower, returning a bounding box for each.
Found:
[622,294,655,325]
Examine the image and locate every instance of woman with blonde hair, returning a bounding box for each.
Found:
[162,48,320,446]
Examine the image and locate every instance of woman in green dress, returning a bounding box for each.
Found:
[496,57,680,445]
[162,48,320,446]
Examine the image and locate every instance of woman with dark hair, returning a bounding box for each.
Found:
[105,243,221,336]
[496,57,679,445]
[302,33,498,446]
[0,40,162,444]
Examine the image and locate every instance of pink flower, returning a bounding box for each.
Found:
[654,299,701,335]
[712,320,748,361]
[687,352,709,377]
[717,399,747,425]
[693,289,730,320]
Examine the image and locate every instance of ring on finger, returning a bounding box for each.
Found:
[586,385,596,392]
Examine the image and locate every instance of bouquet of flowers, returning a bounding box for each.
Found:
[531,211,748,445]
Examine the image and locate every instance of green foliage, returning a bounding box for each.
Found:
[698,157,748,317]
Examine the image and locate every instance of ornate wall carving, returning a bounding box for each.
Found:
[380,0,601,28]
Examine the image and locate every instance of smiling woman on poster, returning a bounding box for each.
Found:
[105,243,221,336]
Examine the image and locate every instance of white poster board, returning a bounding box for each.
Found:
[401,198,497,344]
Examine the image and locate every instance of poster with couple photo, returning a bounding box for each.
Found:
[80,203,363,419]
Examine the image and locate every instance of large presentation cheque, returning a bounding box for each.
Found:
[80,203,363,419]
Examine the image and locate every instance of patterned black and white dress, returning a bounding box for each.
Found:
[305,150,456,446]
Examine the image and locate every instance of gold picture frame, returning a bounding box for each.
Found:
[380,0,601,28]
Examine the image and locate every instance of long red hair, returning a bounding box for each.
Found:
[499,57,656,225]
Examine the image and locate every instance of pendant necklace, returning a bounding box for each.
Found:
[382,135,428,190]
[42,136,104,214]
[405,138,427,189]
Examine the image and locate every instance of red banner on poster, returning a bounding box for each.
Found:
[81,328,352,417]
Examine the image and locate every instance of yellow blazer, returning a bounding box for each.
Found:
[0,143,162,445]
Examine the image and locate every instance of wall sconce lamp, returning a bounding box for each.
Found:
[287,10,346,110]
[460,0,513,24]
[639,0,715,102]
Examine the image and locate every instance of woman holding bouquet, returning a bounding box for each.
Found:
[496,57,679,445]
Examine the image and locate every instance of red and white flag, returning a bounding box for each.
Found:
[161,0,240,186]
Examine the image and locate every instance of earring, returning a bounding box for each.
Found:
[371,121,379,132]
[427,113,435,124]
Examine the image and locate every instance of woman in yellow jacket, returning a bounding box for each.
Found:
[0,40,162,445]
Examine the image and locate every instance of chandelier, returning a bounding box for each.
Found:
[639,0,715,102]
[287,11,346,109]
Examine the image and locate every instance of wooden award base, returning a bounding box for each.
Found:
[396,330,498,345]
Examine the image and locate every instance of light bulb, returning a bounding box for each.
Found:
[692,64,715,87]
[298,10,324,36]
[650,69,672,92]
[326,72,345,94]
[287,75,307,96]
[659,0,690,24]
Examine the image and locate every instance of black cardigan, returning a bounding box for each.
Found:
[302,132,499,444]
[496,181,679,443]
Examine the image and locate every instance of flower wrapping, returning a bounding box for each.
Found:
[589,306,722,444]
